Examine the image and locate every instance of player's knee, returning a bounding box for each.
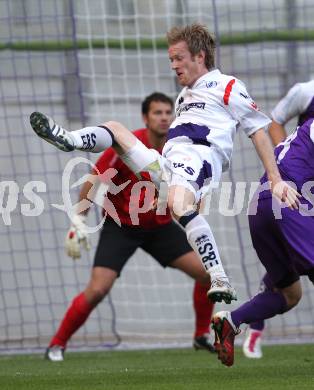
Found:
[167,192,196,220]
[287,291,302,309]
[276,275,302,310]
[102,120,136,151]
[102,120,124,135]
[86,284,111,305]
[168,202,190,220]
[167,197,178,219]
[282,288,302,310]
[103,121,128,134]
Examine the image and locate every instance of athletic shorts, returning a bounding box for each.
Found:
[162,140,224,202]
[249,195,314,288]
[93,219,192,275]
[120,126,224,202]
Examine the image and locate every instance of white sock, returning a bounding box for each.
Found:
[70,126,114,153]
[120,140,162,177]
[185,214,228,281]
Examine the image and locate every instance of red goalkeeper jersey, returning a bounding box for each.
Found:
[94,128,172,228]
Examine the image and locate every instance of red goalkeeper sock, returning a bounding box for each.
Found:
[193,281,214,338]
[49,292,94,348]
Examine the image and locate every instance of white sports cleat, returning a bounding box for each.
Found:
[30,111,75,152]
[45,345,65,362]
[207,278,237,304]
[242,328,263,359]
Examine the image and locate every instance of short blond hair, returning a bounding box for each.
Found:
[166,23,216,70]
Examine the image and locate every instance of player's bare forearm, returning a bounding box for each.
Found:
[77,172,100,215]
[268,120,287,146]
[250,128,300,209]
[250,129,281,184]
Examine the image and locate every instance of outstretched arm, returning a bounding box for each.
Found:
[250,129,300,209]
[268,120,287,146]
[76,172,100,216]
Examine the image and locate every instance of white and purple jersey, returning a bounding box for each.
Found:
[271,80,314,127]
[163,69,271,172]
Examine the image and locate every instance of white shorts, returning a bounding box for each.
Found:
[162,142,223,202]
[121,139,223,202]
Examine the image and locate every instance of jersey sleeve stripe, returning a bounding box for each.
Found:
[223,79,236,105]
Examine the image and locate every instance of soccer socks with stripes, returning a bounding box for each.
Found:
[69,126,114,153]
[231,290,288,328]
[49,292,94,348]
[180,213,229,281]
[193,281,215,338]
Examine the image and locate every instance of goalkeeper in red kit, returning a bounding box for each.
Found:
[46,92,215,361]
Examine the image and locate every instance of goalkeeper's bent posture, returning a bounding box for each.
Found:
[212,117,314,367]
[45,92,216,361]
[30,23,299,307]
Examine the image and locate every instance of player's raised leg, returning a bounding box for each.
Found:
[30,112,132,153]
[29,112,164,185]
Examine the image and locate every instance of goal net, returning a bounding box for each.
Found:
[1,0,314,352]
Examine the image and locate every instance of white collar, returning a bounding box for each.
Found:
[191,69,221,89]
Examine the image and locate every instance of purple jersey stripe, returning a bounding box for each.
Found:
[195,161,213,189]
[167,123,211,147]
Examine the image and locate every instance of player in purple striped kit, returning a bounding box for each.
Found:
[212,116,314,367]
[243,79,314,359]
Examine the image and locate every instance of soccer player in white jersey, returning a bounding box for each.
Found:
[243,79,314,359]
[268,79,314,146]
[29,23,299,305]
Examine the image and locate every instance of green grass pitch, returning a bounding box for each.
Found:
[1,345,313,390]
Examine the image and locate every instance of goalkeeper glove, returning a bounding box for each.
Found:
[65,214,91,260]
